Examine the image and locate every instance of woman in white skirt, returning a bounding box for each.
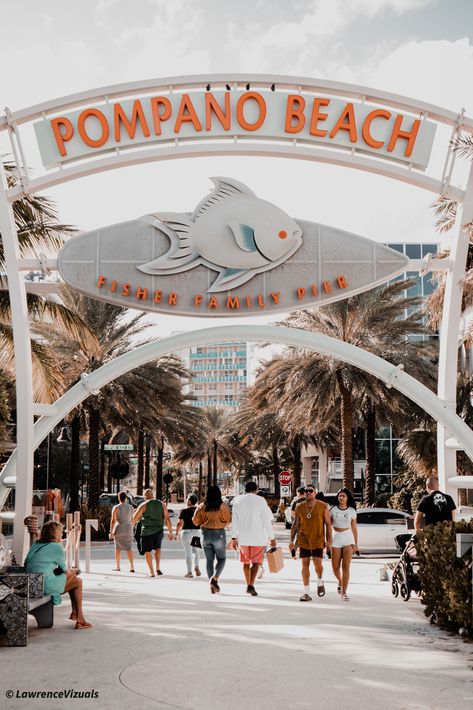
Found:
[330,488,358,601]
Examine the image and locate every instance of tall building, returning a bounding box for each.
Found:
[182,341,255,410]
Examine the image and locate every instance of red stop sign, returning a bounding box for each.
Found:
[278,471,292,485]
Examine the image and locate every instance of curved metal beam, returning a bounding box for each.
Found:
[3,324,473,519]
[6,142,464,203]
[2,74,472,130]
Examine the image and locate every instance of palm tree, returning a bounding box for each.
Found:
[201,407,247,486]
[231,399,286,497]
[396,371,473,505]
[277,279,436,491]
[37,286,192,506]
[0,160,97,403]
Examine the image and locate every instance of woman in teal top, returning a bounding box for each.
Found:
[25,520,92,629]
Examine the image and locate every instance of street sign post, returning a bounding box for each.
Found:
[104,444,134,451]
[278,471,292,486]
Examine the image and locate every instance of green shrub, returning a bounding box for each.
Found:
[389,467,426,514]
[416,520,473,632]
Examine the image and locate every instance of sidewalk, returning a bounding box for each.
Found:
[2,528,473,710]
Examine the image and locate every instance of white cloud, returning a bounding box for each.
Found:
[113,0,212,80]
[364,37,473,113]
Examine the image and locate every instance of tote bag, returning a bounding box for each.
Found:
[267,547,284,573]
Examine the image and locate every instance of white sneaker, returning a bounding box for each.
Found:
[341,593,350,601]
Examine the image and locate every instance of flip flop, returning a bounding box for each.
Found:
[75,621,92,629]
[317,583,326,597]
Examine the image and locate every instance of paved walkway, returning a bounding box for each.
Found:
[2,527,473,710]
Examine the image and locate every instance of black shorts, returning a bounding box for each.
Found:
[141,530,164,552]
[299,547,323,559]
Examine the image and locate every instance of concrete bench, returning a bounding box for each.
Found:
[0,569,54,646]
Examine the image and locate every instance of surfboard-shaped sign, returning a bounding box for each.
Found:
[58,177,409,316]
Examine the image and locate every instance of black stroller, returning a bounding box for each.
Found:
[391,533,421,601]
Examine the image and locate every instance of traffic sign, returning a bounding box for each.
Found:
[278,471,292,485]
[104,444,134,451]
[281,485,290,496]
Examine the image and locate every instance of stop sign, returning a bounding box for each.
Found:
[278,471,292,485]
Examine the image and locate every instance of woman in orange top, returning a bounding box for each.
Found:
[193,486,231,594]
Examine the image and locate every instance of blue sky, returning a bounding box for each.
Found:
[2,0,473,336]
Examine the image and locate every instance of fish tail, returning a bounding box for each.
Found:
[138,213,198,274]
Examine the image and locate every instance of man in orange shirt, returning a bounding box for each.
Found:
[289,486,332,601]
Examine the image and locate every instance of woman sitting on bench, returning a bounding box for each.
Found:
[25,521,92,629]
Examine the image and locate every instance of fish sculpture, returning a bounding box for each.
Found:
[137,177,303,292]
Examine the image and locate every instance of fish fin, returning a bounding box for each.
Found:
[228,222,258,252]
[137,212,198,275]
[207,267,251,293]
[194,177,256,220]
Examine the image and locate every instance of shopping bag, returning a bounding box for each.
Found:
[267,547,284,573]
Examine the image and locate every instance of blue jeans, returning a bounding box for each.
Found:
[201,528,227,579]
[181,530,201,573]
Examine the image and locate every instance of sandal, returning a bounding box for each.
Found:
[69,613,78,621]
[337,585,342,595]
[317,583,326,597]
[75,621,92,629]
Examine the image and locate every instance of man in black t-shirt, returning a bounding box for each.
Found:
[415,476,456,531]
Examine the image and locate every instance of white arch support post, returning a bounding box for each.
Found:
[4,325,473,560]
[0,162,34,560]
[437,163,473,496]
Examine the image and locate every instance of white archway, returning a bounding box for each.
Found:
[2,74,473,560]
[3,324,473,558]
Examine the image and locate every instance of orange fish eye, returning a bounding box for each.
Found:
[278,230,287,239]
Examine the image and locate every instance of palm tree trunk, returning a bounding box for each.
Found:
[292,436,302,489]
[99,439,105,494]
[144,437,151,490]
[212,440,218,486]
[207,451,212,490]
[198,460,203,499]
[272,442,281,498]
[87,401,100,508]
[137,426,144,495]
[364,404,376,506]
[336,372,354,491]
[155,441,164,500]
[69,413,81,512]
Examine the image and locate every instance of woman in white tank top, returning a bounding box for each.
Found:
[330,488,358,601]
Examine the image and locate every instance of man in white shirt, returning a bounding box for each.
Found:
[231,481,276,596]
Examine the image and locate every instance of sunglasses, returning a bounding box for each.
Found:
[305,489,315,494]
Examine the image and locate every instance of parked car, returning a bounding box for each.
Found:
[98,493,118,507]
[356,508,412,553]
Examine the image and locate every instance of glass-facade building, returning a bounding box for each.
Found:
[183,342,255,410]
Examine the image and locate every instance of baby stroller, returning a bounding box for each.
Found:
[391,533,421,601]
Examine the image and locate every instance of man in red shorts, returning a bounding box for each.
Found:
[231,481,276,596]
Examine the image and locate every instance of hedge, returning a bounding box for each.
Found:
[416,520,473,632]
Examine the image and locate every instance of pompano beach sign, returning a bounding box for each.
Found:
[34,88,436,169]
[58,177,409,317]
